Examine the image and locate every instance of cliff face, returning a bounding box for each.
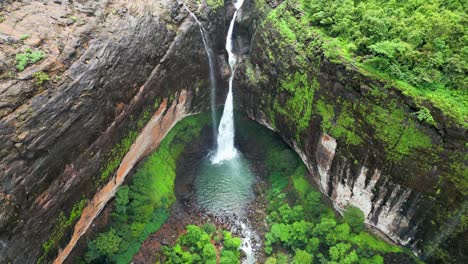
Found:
[0,0,225,263]
[236,0,466,262]
[0,0,466,263]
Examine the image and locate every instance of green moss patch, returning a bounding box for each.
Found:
[38,198,88,264]
[15,48,45,71]
[273,72,318,140]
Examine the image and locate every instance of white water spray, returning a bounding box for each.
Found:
[212,0,246,163]
[178,0,218,144]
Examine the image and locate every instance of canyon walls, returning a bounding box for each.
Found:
[0,0,225,263]
[236,0,467,262]
[0,0,465,263]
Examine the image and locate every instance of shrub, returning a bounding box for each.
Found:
[180,225,211,250]
[220,250,240,264]
[164,224,241,264]
[86,229,122,261]
[343,206,365,233]
[293,249,313,264]
[202,223,216,235]
[202,243,217,261]
[413,107,435,123]
[265,256,277,264]
[223,231,242,250]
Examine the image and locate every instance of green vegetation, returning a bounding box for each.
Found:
[263,150,410,263]
[273,72,318,140]
[99,105,158,183]
[205,0,224,10]
[85,114,210,263]
[263,0,467,127]
[315,100,363,146]
[316,96,432,160]
[70,15,78,23]
[38,198,88,264]
[365,103,432,161]
[343,206,365,233]
[256,2,467,261]
[163,224,241,264]
[237,118,413,263]
[15,48,45,71]
[20,34,29,40]
[32,71,50,87]
[87,229,122,258]
[261,1,439,158]
[236,117,413,262]
[413,107,435,124]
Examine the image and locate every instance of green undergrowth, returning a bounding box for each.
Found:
[237,117,416,263]
[262,0,467,127]
[264,140,416,264]
[38,198,88,264]
[162,224,242,264]
[84,113,210,263]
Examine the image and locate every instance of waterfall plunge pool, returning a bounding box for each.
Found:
[73,112,416,264]
[195,154,255,216]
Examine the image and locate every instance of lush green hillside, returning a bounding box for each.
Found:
[263,0,467,126]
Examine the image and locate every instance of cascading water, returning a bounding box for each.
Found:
[180,1,257,263]
[178,0,218,144]
[212,0,246,163]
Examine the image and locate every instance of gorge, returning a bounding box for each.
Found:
[0,0,466,264]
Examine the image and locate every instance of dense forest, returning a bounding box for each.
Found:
[267,0,467,125]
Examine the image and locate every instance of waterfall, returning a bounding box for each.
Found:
[178,0,218,144]
[212,0,245,164]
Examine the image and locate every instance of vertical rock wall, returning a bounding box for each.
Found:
[235,0,467,262]
[0,0,226,263]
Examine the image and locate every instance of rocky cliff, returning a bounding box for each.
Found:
[236,0,466,263]
[0,0,226,263]
[0,0,466,263]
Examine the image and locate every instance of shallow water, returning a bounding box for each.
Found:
[195,153,255,215]
[195,152,257,264]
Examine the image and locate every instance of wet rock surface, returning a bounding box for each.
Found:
[235,2,467,262]
[0,0,226,263]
